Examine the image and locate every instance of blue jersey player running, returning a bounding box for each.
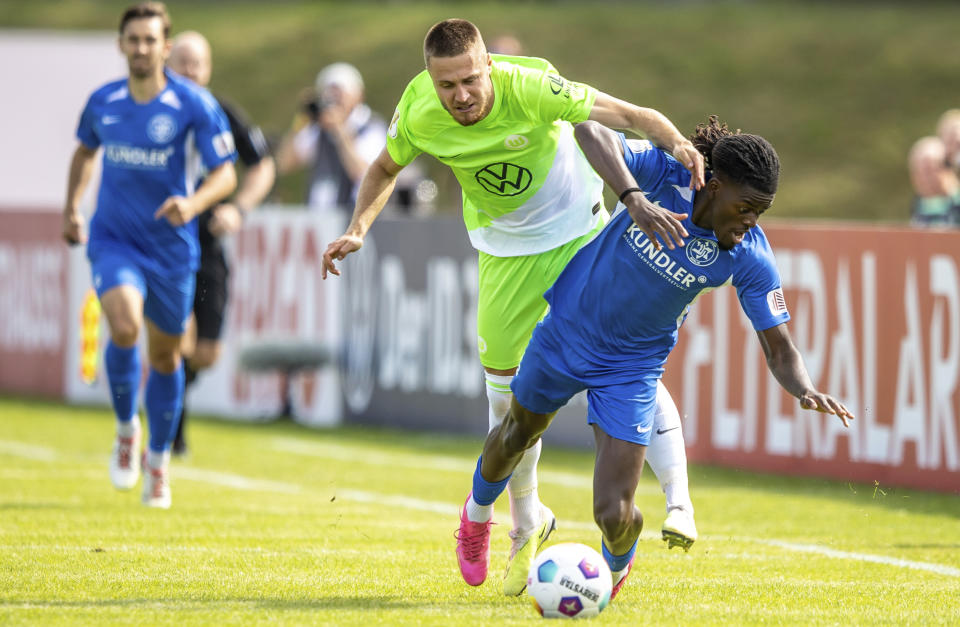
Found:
[455,116,854,601]
[62,2,237,509]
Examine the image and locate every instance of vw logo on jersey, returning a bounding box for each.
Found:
[475,162,532,196]
[147,113,177,144]
[685,237,719,267]
[504,134,528,150]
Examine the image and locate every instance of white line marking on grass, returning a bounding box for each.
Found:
[173,467,302,494]
[6,438,957,579]
[332,488,960,578]
[751,538,960,578]
[0,440,58,462]
[270,436,662,494]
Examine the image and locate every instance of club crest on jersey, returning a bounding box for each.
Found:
[504,134,528,150]
[685,238,719,267]
[147,113,177,144]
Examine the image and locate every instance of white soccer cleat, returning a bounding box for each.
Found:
[141,454,171,509]
[109,428,141,490]
[662,507,698,551]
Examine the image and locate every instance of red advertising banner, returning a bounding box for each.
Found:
[663,222,960,493]
[0,211,68,397]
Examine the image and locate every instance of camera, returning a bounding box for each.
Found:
[302,96,327,121]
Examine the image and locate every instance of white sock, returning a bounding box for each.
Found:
[508,438,542,536]
[465,493,494,523]
[116,418,140,438]
[645,381,694,515]
[146,449,169,471]
[486,372,543,536]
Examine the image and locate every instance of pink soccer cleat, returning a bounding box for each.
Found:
[609,556,635,601]
[455,494,494,586]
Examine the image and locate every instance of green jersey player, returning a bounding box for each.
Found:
[321,19,705,594]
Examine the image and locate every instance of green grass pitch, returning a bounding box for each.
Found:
[1,397,958,625]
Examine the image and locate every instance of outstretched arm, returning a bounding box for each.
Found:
[321,147,404,279]
[574,121,688,250]
[757,323,855,426]
[588,92,704,189]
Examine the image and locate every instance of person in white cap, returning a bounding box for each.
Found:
[276,62,387,211]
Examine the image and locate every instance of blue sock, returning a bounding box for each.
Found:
[145,366,184,453]
[602,538,638,573]
[104,341,141,423]
[471,456,512,506]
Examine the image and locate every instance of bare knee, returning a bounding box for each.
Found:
[593,496,642,544]
[190,341,221,370]
[146,323,183,374]
[109,323,139,347]
[148,345,181,374]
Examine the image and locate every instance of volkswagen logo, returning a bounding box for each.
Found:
[475,162,533,196]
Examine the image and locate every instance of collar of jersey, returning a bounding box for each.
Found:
[126,67,174,106]
[684,215,718,242]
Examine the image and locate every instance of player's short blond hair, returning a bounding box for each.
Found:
[423,19,484,66]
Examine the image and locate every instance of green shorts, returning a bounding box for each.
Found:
[476,220,606,371]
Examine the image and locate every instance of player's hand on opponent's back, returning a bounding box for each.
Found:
[62,209,87,246]
[321,234,363,279]
[154,196,198,226]
[672,140,706,191]
[798,391,855,428]
[625,194,689,251]
[207,203,244,236]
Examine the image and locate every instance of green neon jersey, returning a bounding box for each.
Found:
[386,55,605,256]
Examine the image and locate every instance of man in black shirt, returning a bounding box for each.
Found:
[168,31,276,455]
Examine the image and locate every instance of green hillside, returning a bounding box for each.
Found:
[6,0,960,222]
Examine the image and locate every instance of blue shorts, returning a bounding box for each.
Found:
[511,317,658,446]
[89,241,195,335]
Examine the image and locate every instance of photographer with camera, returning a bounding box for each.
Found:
[276,63,387,212]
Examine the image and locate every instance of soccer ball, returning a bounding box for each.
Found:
[527,542,612,619]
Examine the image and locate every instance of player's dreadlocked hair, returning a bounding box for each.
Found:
[691,115,780,195]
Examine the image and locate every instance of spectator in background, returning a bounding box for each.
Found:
[909,110,960,226]
[167,31,276,456]
[937,109,960,171]
[487,34,524,56]
[276,63,386,212]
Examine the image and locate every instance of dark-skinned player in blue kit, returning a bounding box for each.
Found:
[457,115,854,601]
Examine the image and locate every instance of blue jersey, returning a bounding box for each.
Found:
[76,68,236,272]
[542,136,790,379]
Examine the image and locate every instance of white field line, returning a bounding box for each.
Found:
[749,538,960,578]
[0,440,58,462]
[173,467,302,494]
[270,436,663,495]
[3,438,958,579]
